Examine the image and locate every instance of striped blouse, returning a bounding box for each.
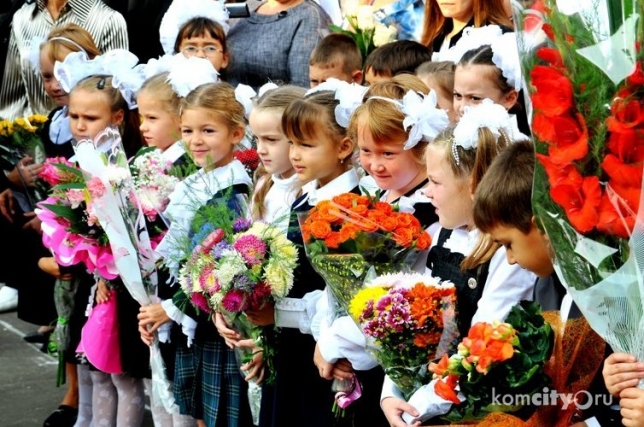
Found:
[0,0,129,120]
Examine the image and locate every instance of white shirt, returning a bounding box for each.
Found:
[254,173,299,234]
[275,168,360,334]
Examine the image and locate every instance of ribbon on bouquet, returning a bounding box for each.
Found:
[333,373,363,417]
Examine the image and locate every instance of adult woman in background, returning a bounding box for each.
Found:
[225,0,331,89]
[421,0,511,56]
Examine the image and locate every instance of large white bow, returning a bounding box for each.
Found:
[54,49,145,109]
[400,90,450,150]
[305,78,368,128]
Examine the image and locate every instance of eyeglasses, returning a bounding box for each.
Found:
[182,45,224,57]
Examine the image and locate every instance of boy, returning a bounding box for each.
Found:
[363,40,432,85]
[473,141,620,427]
[309,33,363,88]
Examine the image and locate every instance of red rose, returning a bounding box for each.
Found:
[550,176,602,234]
[530,65,574,116]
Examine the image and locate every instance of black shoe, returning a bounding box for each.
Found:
[23,330,52,344]
[43,405,78,427]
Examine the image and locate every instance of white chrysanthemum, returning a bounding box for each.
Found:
[209,293,224,310]
[264,260,294,298]
[366,271,453,289]
[215,249,247,286]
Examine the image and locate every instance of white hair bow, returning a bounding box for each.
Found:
[400,90,450,149]
[305,78,368,128]
[258,82,279,98]
[159,0,230,56]
[166,55,219,97]
[439,25,523,91]
[54,49,144,109]
[452,98,529,163]
[235,84,257,118]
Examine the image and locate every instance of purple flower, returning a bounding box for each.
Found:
[221,289,249,313]
[191,292,211,313]
[233,218,252,233]
[211,241,232,259]
[232,274,253,292]
[233,235,267,266]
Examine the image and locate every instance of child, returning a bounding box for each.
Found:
[159,0,230,73]
[415,60,456,122]
[245,89,357,427]
[37,23,101,427]
[65,65,148,426]
[313,74,448,427]
[249,84,306,231]
[136,57,220,427]
[363,40,432,85]
[309,33,363,88]
[154,81,254,427]
[473,141,619,427]
[380,101,536,426]
[445,26,530,133]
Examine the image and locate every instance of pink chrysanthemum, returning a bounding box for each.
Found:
[191,292,211,313]
[202,229,225,253]
[232,235,267,266]
[199,266,221,295]
[221,289,249,313]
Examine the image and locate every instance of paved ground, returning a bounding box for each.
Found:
[0,310,154,427]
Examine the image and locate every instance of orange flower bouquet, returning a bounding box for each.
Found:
[298,191,431,315]
[513,0,644,383]
[428,301,553,423]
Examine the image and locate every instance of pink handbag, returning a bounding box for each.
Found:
[77,296,123,374]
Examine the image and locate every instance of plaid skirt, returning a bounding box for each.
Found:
[174,337,253,427]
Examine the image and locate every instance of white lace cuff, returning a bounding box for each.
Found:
[161,299,197,347]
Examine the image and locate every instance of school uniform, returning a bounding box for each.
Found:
[156,159,254,427]
[259,168,360,427]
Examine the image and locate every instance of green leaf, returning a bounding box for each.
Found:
[39,203,78,222]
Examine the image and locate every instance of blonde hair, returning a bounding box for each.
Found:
[430,124,509,269]
[348,74,429,166]
[181,82,245,130]
[41,23,100,62]
[251,85,306,220]
[139,72,182,116]
[71,75,144,157]
[416,61,455,104]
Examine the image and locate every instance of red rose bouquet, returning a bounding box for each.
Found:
[512,0,644,396]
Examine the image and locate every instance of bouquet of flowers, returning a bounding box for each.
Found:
[0,115,48,167]
[130,147,180,223]
[330,4,397,64]
[178,217,298,384]
[512,0,644,390]
[299,192,431,319]
[428,301,553,423]
[36,156,117,279]
[348,272,457,400]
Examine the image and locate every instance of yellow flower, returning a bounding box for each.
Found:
[349,286,388,321]
[28,114,48,125]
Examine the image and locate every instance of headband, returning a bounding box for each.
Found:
[439,25,523,92]
[305,78,368,128]
[159,0,230,56]
[54,49,145,109]
[367,90,450,150]
[27,35,89,74]
[451,98,530,164]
